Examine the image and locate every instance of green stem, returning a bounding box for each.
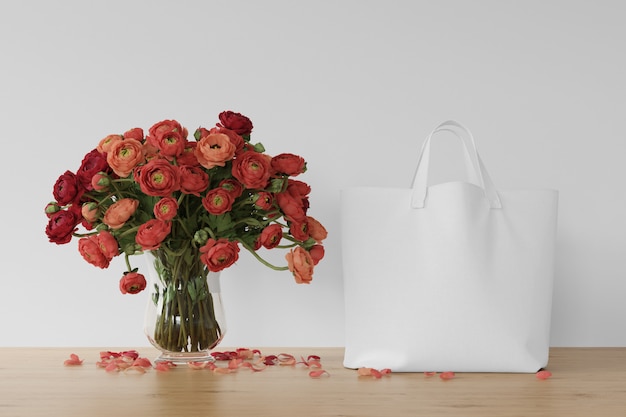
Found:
[240,241,289,271]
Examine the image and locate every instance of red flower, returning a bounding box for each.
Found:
[217,111,253,136]
[135,219,172,250]
[177,142,199,166]
[200,239,240,272]
[135,158,181,197]
[258,224,283,249]
[78,236,110,269]
[45,210,79,244]
[232,150,272,189]
[152,126,187,159]
[154,197,178,221]
[288,218,310,242]
[271,153,306,176]
[309,245,325,265]
[119,271,147,294]
[179,165,209,196]
[255,192,274,211]
[146,120,187,150]
[107,139,145,178]
[276,192,306,222]
[77,149,110,191]
[220,179,243,198]
[202,188,234,215]
[78,231,120,269]
[123,127,144,141]
[53,170,80,206]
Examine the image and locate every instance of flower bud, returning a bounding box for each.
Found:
[45,202,60,217]
[81,202,99,223]
[91,172,111,191]
[194,229,209,245]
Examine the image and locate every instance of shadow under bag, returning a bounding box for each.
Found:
[341,120,558,372]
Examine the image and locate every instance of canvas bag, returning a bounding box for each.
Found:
[341,120,558,373]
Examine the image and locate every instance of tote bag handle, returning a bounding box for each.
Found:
[411,120,502,209]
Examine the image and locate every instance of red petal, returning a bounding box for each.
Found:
[536,370,552,380]
[309,370,330,378]
[439,372,455,380]
[424,372,436,377]
[63,353,83,366]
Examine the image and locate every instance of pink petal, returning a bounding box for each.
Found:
[357,368,373,376]
[439,372,455,380]
[536,370,552,380]
[132,357,152,368]
[309,370,330,378]
[63,353,83,366]
[424,372,436,377]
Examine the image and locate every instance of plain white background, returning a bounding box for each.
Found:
[1,0,624,348]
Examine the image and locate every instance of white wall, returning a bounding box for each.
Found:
[1,0,624,348]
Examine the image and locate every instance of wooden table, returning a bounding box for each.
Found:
[1,347,625,416]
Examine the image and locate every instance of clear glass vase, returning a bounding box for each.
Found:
[143,249,226,363]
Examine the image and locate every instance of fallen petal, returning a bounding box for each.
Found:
[132,357,152,368]
[424,372,436,377]
[63,353,83,366]
[440,372,455,380]
[536,370,553,380]
[357,368,373,376]
[309,370,330,378]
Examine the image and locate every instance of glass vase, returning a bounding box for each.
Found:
[143,249,226,363]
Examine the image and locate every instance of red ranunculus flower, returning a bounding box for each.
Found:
[217,111,253,136]
[255,191,274,211]
[309,245,325,265]
[200,239,240,272]
[45,210,80,244]
[232,150,272,189]
[77,149,110,191]
[202,188,234,215]
[146,120,187,149]
[119,271,147,294]
[289,218,310,242]
[123,127,144,141]
[53,170,81,206]
[154,197,178,221]
[276,192,307,222]
[135,158,181,197]
[271,153,306,176]
[177,142,199,166]
[97,230,120,260]
[179,164,209,196]
[220,179,243,198]
[135,219,172,250]
[258,224,283,249]
[78,235,110,269]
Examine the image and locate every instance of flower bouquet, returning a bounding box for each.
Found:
[45,111,327,360]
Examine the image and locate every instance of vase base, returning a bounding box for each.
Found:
[154,351,216,364]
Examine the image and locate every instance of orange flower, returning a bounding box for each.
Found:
[106,138,145,177]
[97,134,123,154]
[285,246,314,284]
[194,133,236,169]
[103,198,139,229]
[307,216,327,243]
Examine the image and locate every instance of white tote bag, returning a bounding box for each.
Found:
[341,121,558,373]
